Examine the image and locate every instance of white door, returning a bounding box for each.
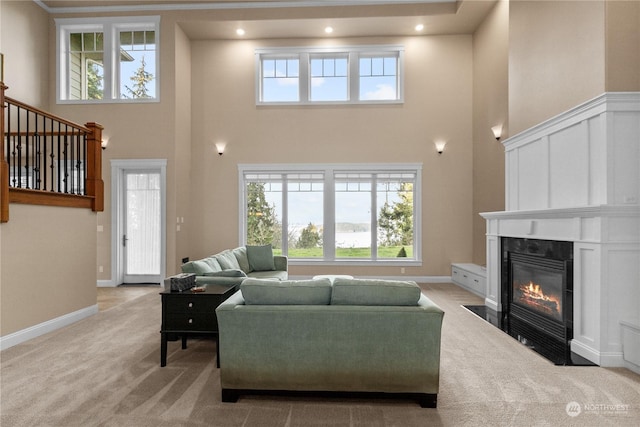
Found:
[123,171,161,283]
[111,160,166,285]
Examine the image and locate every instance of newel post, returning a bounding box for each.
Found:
[85,122,104,212]
[1,83,9,222]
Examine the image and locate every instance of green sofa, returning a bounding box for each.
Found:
[216,277,444,407]
[179,246,287,287]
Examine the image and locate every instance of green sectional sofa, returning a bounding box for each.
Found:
[216,277,445,407]
[179,246,287,287]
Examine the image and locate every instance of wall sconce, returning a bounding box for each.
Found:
[101,138,109,150]
[434,141,446,155]
[491,125,502,141]
[215,142,227,156]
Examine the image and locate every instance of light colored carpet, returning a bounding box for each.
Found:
[1,283,639,426]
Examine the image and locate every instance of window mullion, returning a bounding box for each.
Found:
[299,53,309,102]
[281,175,289,256]
[324,170,336,261]
[102,23,114,101]
[350,52,358,102]
[371,174,378,260]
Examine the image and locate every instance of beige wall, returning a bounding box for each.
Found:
[174,24,192,273]
[605,0,640,92]
[1,1,97,337]
[190,35,474,277]
[48,11,184,283]
[472,0,508,265]
[0,205,97,335]
[508,0,606,135]
[0,0,49,107]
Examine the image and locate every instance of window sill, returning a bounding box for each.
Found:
[288,259,422,267]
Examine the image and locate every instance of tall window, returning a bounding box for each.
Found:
[57,16,159,103]
[256,45,403,105]
[239,164,420,264]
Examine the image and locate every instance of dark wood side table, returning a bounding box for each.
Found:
[160,284,238,367]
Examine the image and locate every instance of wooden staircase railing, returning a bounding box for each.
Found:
[1,83,104,223]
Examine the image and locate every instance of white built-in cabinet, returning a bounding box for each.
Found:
[451,263,486,298]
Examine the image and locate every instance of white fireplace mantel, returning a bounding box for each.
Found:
[482,92,640,371]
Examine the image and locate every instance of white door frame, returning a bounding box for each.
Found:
[111,159,167,285]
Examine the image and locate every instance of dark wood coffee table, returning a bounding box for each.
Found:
[160,283,238,367]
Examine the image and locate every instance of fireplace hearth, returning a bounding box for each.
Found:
[502,238,577,365]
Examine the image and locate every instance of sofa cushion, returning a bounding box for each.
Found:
[246,245,275,271]
[247,270,288,281]
[203,269,247,278]
[241,278,332,305]
[203,256,222,272]
[232,247,252,273]
[216,250,241,270]
[189,260,216,275]
[331,278,421,306]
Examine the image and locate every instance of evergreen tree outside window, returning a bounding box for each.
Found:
[240,165,420,264]
[57,17,159,103]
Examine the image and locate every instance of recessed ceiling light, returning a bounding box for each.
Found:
[236,28,245,36]
[324,26,334,34]
[415,24,424,32]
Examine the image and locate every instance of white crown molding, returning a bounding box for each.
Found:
[35,0,453,14]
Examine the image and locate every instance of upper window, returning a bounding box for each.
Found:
[239,164,421,265]
[56,16,160,103]
[256,46,403,105]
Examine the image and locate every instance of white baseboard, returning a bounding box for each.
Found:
[290,275,452,283]
[97,279,117,287]
[0,304,98,351]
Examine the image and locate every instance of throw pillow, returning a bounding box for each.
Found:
[241,278,332,305]
[246,245,275,271]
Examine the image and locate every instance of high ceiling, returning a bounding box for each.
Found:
[37,0,497,39]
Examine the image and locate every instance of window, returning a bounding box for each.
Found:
[256,46,403,105]
[310,54,349,101]
[239,164,421,265]
[261,56,299,102]
[56,16,159,103]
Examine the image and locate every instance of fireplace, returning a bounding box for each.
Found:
[502,238,574,365]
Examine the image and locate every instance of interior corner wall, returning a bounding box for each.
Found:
[174,24,192,274]
[189,35,474,277]
[508,0,606,135]
[605,0,640,92]
[472,0,508,266]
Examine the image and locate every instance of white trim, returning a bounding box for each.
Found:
[55,16,160,104]
[289,275,451,283]
[256,45,404,106]
[238,163,422,264]
[0,305,98,351]
[111,159,167,285]
[37,0,452,14]
[97,279,117,287]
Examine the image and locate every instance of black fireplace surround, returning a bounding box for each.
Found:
[501,237,575,365]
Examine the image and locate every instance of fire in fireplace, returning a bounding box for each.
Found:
[512,260,563,323]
